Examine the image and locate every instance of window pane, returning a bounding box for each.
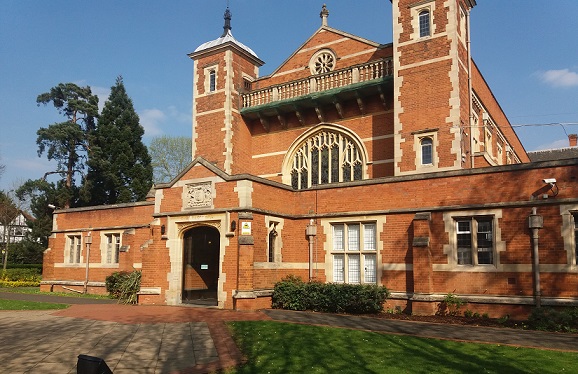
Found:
[106,236,112,263]
[574,214,578,265]
[333,254,344,283]
[311,147,319,186]
[364,224,376,250]
[348,254,360,284]
[419,11,430,37]
[321,147,329,184]
[348,224,360,251]
[353,162,362,181]
[291,170,298,189]
[209,70,216,91]
[421,138,433,165]
[364,254,376,283]
[457,247,472,265]
[333,225,344,251]
[331,145,339,183]
[69,237,74,263]
[343,164,351,181]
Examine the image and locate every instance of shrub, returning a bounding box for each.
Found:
[527,307,578,333]
[437,293,465,316]
[272,275,389,314]
[105,270,141,304]
[1,268,42,283]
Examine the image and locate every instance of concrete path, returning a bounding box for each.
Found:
[1,292,577,373]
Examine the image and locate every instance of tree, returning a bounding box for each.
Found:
[36,83,99,208]
[16,179,61,249]
[149,136,192,183]
[0,190,19,270]
[82,77,152,205]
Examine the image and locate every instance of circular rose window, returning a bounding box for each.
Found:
[310,49,336,75]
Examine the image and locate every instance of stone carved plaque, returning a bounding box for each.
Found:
[185,182,213,209]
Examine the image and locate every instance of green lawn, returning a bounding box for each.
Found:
[227,321,578,374]
[0,299,69,310]
[0,286,110,299]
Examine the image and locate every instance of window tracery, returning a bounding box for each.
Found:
[290,129,363,190]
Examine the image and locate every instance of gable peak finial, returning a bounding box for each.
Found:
[222,6,232,37]
[320,4,329,27]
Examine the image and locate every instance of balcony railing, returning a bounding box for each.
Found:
[241,58,392,109]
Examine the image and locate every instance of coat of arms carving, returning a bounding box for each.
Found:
[185,182,213,209]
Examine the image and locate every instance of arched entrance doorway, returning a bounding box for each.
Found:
[182,226,220,305]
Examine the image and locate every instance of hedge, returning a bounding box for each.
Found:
[272,275,389,314]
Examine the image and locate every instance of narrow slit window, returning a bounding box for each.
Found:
[419,10,431,38]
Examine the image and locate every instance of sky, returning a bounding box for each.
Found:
[1,1,577,192]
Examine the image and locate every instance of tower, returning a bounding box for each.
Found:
[188,8,264,175]
[392,0,476,175]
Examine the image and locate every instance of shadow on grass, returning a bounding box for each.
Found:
[228,321,578,373]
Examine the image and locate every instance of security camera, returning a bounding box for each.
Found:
[543,178,556,184]
[47,204,56,209]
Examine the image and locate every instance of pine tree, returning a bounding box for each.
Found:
[83,77,152,205]
[36,83,99,208]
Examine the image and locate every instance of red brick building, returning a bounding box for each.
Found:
[42,1,578,317]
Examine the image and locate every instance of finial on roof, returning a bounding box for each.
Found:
[320,4,329,27]
[221,6,232,37]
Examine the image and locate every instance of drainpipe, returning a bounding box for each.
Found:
[305,219,317,281]
[528,208,543,308]
[84,232,92,294]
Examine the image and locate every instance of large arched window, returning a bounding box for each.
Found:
[287,126,365,190]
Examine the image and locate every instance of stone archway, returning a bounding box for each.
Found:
[182,225,220,305]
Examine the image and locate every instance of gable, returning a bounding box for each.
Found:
[260,27,392,86]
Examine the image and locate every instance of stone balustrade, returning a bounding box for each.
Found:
[242,58,392,109]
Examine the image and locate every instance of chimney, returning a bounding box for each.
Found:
[569,134,577,147]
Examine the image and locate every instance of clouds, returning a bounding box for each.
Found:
[535,68,578,88]
[139,106,191,138]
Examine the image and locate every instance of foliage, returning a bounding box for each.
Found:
[0,190,19,227]
[82,77,152,205]
[16,179,61,247]
[0,299,69,310]
[271,275,389,314]
[1,268,42,282]
[0,280,41,288]
[149,135,192,183]
[6,241,44,264]
[228,321,578,374]
[437,292,466,316]
[5,264,42,270]
[105,270,141,304]
[527,307,578,333]
[36,82,99,208]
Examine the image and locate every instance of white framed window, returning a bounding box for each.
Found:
[421,137,433,165]
[331,223,377,284]
[209,70,216,92]
[419,10,431,38]
[104,233,121,264]
[414,131,437,169]
[560,206,578,267]
[268,223,278,263]
[66,235,82,264]
[204,65,218,93]
[455,217,494,266]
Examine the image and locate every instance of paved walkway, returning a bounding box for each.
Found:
[1,292,577,373]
